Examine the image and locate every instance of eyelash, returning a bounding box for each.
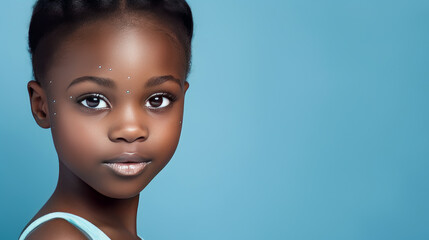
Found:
[76,92,177,112]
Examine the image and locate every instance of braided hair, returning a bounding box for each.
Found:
[28,0,193,83]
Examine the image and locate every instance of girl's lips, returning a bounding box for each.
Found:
[103,153,152,176]
[103,152,151,164]
[103,162,151,176]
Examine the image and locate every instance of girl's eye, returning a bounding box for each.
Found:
[78,94,110,109]
[145,93,176,109]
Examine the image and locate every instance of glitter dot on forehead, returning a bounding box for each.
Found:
[49,80,52,84]
[98,65,102,69]
[54,112,56,116]
[128,76,131,79]
[53,99,56,103]
[109,68,112,71]
[126,90,130,94]
[70,96,73,99]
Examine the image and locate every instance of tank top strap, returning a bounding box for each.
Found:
[19,212,111,240]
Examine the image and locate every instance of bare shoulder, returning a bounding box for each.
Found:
[24,218,89,240]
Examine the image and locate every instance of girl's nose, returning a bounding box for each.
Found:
[108,105,149,143]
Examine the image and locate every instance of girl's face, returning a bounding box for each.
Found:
[28,16,189,198]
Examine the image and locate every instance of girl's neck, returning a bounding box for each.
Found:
[44,161,140,235]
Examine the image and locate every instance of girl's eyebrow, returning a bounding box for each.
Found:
[67,75,183,90]
[67,76,115,89]
[145,75,183,90]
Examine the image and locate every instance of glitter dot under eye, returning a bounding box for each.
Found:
[70,96,73,99]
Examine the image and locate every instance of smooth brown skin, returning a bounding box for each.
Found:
[22,15,189,240]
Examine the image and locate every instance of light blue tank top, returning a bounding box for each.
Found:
[19,212,144,240]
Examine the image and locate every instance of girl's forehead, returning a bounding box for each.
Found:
[70,15,183,48]
[45,18,186,87]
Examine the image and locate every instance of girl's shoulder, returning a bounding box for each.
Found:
[19,212,111,240]
[22,218,89,240]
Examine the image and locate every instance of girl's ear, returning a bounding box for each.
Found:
[27,80,50,129]
[184,81,190,94]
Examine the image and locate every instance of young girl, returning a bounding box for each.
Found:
[19,0,193,239]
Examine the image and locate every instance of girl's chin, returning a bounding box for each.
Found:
[95,187,142,199]
[90,179,152,199]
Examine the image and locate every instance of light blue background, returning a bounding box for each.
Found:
[1,0,428,239]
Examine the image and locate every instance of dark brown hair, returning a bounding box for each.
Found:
[28,0,193,83]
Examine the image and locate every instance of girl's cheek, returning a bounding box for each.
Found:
[52,109,106,162]
[151,117,182,159]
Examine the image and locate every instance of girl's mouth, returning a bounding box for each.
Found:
[102,152,152,176]
[103,162,151,177]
